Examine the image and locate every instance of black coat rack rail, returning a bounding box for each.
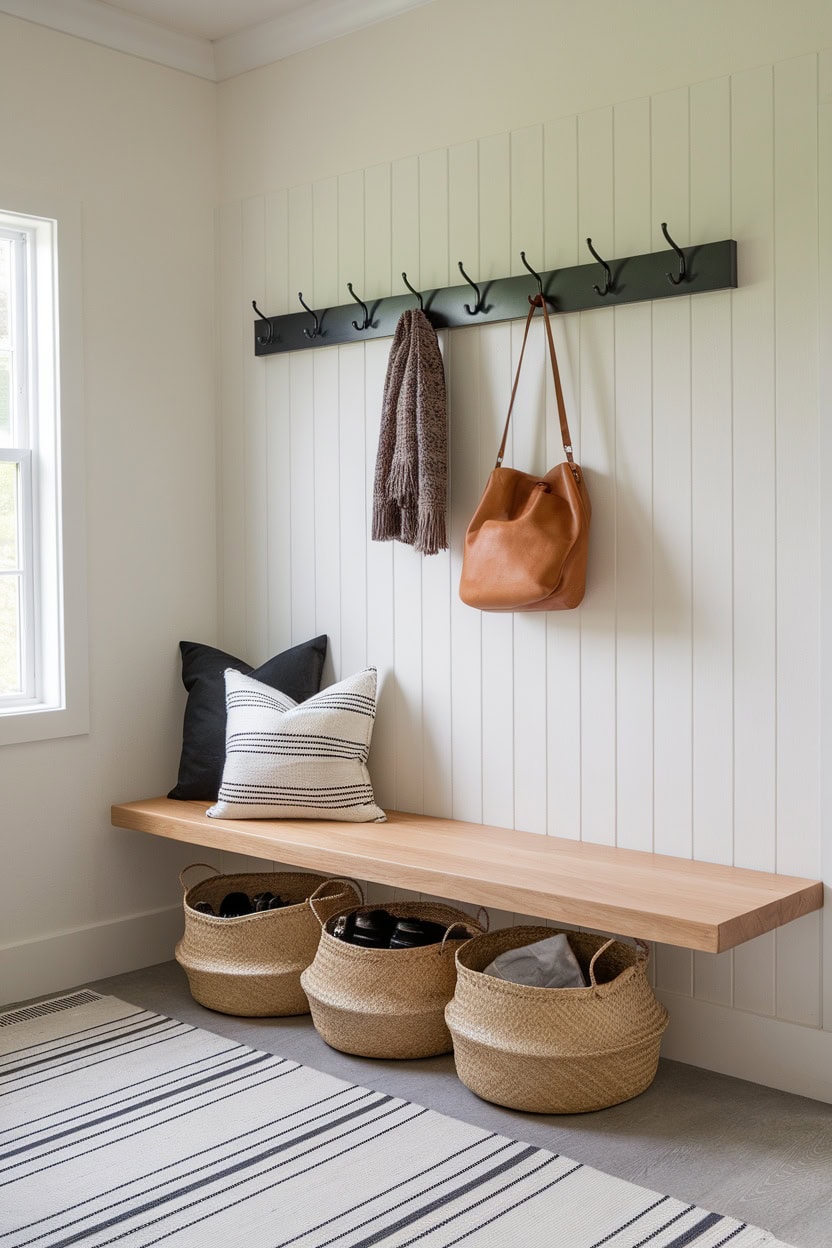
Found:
[251,227,737,357]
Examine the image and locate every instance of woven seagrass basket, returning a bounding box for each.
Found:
[445,925,669,1114]
[175,864,361,1017]
[300,900,484,1059]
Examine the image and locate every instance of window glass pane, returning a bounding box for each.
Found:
[0,349,11,447]
[0,237,9,346]
[0,574,21,694]
[0,461,18,570]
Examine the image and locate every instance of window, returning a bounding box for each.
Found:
[1,225,37,701]
[0,196,87,744]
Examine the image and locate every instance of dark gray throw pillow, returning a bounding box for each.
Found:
[168,636,328,801]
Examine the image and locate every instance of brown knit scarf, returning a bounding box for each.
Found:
[372,309,448,556]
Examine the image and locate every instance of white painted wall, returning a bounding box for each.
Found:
[0,17,218,1001]
[216,1,832,1099]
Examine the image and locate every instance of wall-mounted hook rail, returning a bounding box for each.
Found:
[252,300,275,345]
[401,272,424,310]
[661,222,687,286]
[458,261,486,315]
[253,237,736,355]
[586,238,614,296]
[298,291,321,339]
[347,282,371,331]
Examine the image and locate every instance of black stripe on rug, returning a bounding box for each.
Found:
[0,1052,274,1160]
[35,1096,404,1248]
[0,1058,298,1187]
[0,1044,247,1141]
[9,1086,380,1242]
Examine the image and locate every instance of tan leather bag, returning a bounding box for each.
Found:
[459,294,591,612]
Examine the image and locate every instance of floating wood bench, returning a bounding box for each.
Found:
[112,798,823,954]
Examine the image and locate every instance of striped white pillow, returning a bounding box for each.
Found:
[207,666,386,823]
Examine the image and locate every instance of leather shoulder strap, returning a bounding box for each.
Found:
[495,294,576,476]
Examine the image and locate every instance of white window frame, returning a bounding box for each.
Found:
[0,448,36,703]
[0,191,88,745]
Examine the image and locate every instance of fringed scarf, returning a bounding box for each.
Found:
[371,308,448,556]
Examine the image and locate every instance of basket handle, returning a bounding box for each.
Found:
[473,905,490,932]
[587,937,617,988]
[308,877,365,928]
[439,922,480,954]
[178,863,221,893]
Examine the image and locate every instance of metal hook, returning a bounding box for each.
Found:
[347,282,371,331]
[661,222,687,286]
[401,271,423,310]
[298,291,320,339]
[457,261,485,315]
[520,251,544,304]
[586,238,614,297]
[252,300,274,345]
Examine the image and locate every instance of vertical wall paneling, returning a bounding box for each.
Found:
[543,116,578,270]
[312,178,339,309]
[689,78,734,1007]
[364,163,392,297]
[288,350,316,645]
[509,125,547,835]
[365,336,397,811]
[241,196,269,665]
[264,190,292,656]
[612,97,654,855]
[337,170,368,681]
[650,87,694,996]
[419,147,453,817]
[544,118,582,840]
[478,327,515,831]
[338,343,367,678]
[222,51,829,1064]
[448,326,483,823]
[390,156,424,814]
[478,132,511,279]
[338,170,365,302]
[363,166,395,809]
[313,347,341,683]
[448,141,483,823]
[689,78,733,868]
[287,186,316,644]
[773,54,821,1028]
[577,107,617,847]
[545,312,583,841]
[729,63,777,1018]
[311,180,341,684]
[733,931,776,1019]
[218,200,247,657]
[510,125,544,276]
[476,133,514,830]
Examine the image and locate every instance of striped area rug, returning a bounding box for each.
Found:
[0,992,792,1248]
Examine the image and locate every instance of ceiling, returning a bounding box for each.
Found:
[99,0,309,43]
[0,0,436,80]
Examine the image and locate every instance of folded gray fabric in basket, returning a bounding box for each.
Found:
[483,933,587,989]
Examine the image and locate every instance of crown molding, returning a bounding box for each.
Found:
[0,0,215,79]
[0,0,438,81]
[213,0,437,81]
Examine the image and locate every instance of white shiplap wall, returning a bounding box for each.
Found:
[219,51,830,1080]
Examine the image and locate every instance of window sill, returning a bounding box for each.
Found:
[0,700,89,746]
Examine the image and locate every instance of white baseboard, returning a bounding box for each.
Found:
[657,989,832,1105]
[0,906,183,1005]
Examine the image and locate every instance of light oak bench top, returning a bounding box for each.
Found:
[112,798,823,954]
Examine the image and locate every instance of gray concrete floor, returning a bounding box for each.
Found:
[15,960,832,1248]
